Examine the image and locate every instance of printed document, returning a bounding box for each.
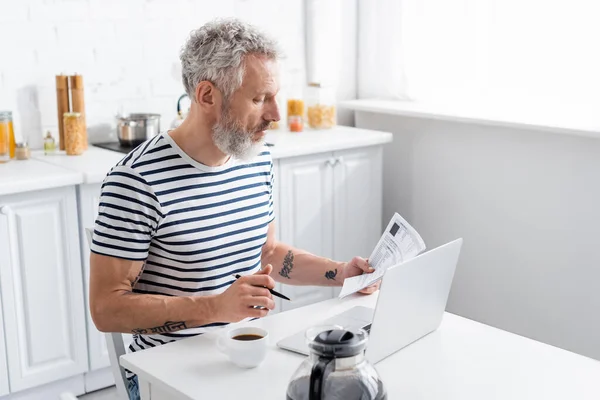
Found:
[338,213,426,298]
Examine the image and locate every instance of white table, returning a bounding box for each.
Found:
[121,293,600,399]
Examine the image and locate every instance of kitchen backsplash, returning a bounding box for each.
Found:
[0,0,355,149]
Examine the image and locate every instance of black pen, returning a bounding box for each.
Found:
[234,274,291,301]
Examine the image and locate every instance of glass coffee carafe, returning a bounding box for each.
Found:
[286,326,387,400]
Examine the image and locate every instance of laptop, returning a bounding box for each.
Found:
[277,238,463,364]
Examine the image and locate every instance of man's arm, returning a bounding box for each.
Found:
[89,253,275,334]
[260,222,374,287]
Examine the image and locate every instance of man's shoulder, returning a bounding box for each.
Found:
[102,134,181,186]
[114,134,181,173]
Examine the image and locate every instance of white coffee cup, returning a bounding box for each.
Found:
[217,326,269,368]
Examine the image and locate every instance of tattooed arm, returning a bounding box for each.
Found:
[261,222,375,287]
[90,253,275,334]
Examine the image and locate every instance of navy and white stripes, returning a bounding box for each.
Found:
[91,132,274,354]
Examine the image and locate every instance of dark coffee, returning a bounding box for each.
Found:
[286,377,386,400]
[232,334,263,341]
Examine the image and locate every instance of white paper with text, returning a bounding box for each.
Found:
[338,213,426,298]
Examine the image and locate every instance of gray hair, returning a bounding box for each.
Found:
[180,18,281,101]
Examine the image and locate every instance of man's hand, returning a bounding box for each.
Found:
[213,264,276,322]
[340,257,381,295]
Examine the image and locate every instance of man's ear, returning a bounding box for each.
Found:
[195,81,221,109]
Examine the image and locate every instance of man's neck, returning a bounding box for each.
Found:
[169,116,230,167]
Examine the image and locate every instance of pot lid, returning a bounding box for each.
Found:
[308,328,368,358]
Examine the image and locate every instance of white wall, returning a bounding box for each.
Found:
[356,111,600,361]
[336,0,357,127]
[0,0,358,148]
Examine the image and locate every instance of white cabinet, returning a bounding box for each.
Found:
[77,184,110,373]
[332,147,383,264]
[278,152,336,311]
[0,292,9,396]
[0,187,88,393]
[277,146,384,310]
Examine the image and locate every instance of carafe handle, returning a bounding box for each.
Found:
[309,356,334,400]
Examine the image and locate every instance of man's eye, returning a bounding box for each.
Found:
[254,98,265,104]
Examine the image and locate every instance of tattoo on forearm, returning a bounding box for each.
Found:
[324,269,338,280]
[279,250,294,279]
[132,321,187,335]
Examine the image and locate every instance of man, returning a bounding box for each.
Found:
[89,19,378,399]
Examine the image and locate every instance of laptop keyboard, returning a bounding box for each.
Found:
[363,323,372,334]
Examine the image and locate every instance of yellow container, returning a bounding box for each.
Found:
[0,111,15,162]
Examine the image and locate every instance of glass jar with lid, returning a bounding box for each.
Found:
[15,142,30,160]
[0,111,16,162]
[306,83,336,129]
[63,112,85,156]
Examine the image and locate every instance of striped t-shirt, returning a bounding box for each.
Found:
[91,132,274,353]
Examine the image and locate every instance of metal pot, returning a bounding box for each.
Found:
[116,113,161,146]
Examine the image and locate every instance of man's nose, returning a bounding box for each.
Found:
[264,100,281,122]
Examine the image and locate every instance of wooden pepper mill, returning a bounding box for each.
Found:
[55,75,69,151]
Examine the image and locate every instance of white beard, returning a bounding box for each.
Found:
[212,108,267,162]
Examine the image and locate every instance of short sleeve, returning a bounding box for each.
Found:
[91,165,163,261]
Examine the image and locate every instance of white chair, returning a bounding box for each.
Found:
[85,228,130,400]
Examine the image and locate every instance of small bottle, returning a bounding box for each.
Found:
[15,142,30,160]
[44,131,56,154]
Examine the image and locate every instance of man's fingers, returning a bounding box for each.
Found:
[247,295,275,310]
[359,286,377,294]
[248,306,270,318]
[245,274,275,289]
[358,280,381,294]
[247,286,273,299]
[352,256,374,273]
[256,264,273,275]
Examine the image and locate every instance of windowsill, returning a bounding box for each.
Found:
[340,98,600,139]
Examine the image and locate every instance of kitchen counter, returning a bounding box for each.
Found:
[0,127,392,196]
[268,126,392,159]
[29,126,392,185]
[32,147,124,184]
[0,158,82,197]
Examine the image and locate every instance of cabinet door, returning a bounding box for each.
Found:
[332,146,383,265]
[0,292,9,396]
[278,153,336,311]
[0,187,88,392]
[78,184,111,371]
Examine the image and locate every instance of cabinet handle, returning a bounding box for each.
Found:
[0,205,10,215]
[333,157,343,166]
[325,158,335,167]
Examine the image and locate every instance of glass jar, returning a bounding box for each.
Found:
[0,111,16,162]
[288,115,304,132]
[15,142,30,160]
[287,99,305,131]
[306,83,336,129]
[63,112,85,156]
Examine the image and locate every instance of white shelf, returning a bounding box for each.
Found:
[341,98,600,139]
